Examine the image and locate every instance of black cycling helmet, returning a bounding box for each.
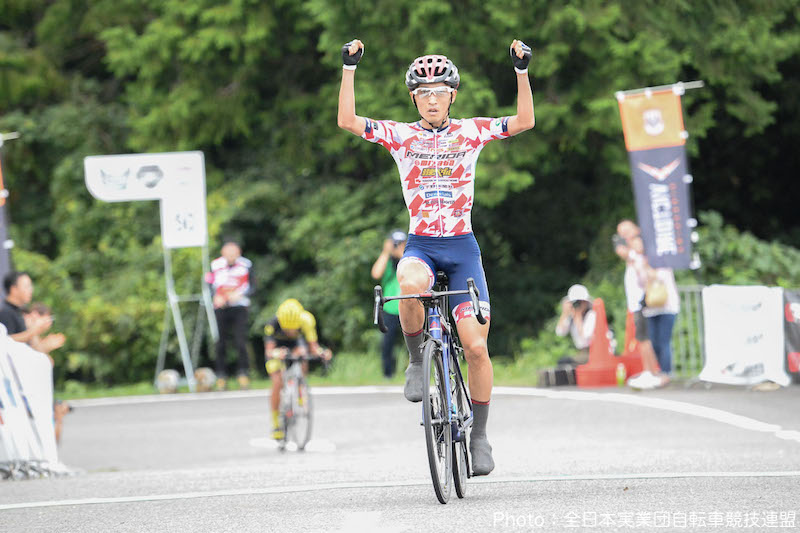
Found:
[405,55,460,91]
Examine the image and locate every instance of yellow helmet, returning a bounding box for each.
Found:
[277,298,304,330]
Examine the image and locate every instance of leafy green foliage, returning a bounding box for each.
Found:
[0,1,798,384]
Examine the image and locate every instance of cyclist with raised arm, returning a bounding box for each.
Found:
[338,39,535,475]
[264,298,331,440]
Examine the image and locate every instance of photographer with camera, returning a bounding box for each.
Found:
[555,284,597,365]
[371,229,407,379]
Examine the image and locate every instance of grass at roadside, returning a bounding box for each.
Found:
[56,351,541,400]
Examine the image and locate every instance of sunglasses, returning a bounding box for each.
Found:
[412,87,455,99]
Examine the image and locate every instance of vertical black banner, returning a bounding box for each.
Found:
[0,153,12,297]
[628,147,694,269]
[784,289,800,375]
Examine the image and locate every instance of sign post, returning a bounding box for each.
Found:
[84,151,218,391]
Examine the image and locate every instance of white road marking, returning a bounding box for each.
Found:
[2,471,799,511]
[70,385,800,442]
[248,437,336,453]
[493,386,785,433]
[68,386,397,407]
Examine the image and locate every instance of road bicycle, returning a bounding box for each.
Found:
[275,352,327,451]
[374,273,486,504]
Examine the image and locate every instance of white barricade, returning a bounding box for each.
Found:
[0,325,59,471]
[700,285,790,386]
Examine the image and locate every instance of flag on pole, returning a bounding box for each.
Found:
[0,152,13,294]
[617,83,699,269]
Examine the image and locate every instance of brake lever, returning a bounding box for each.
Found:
[466,278,487,325]
[373,285,388,333]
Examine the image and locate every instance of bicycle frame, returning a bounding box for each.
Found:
[373,277,484,444]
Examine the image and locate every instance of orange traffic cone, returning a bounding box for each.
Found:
[576,298,618,387]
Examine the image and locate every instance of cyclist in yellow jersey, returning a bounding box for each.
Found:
[264,299,331,439]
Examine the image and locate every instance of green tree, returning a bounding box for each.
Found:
[0,0,798,383]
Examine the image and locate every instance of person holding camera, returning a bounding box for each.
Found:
[371,230,407,379]
[555,284,597,365]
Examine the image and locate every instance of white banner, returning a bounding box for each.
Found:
[159,175,208,249]
[0,326,58,465]
[84,151,208,248]
[700,285,790,386]
[84,151,203,202]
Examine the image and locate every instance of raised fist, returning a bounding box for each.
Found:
[510,39,532,71]
[342,39,364,67]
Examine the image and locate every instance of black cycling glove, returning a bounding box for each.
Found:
[342,40,363,67]
[510,41,532,71]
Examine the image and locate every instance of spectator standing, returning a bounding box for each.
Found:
[0,272,52,343]
[0,273,70,443]
[642,268,679,374]
[207,241,254,390]
[614,221,668,389]
[371,230,407,378]
[555,284,596,365]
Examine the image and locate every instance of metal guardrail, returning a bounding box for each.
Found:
[672,285,706,378]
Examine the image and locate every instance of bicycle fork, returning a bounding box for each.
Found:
[426,307,464,443]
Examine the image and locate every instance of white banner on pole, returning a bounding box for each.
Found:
[83,150,213,392]
[700,285,790,386]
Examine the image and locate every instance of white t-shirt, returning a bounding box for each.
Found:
[624,252,647,312]
[555,309,597,350]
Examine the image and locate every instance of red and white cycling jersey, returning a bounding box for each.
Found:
[206,256,253,307]
[362,117,511,237]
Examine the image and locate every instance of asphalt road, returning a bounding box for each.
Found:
[2,383,800,532]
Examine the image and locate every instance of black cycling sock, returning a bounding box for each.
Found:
[403,328,424,365]
[471,400,490,439]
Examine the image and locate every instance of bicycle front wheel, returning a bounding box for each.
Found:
[288,376,313,450]
[422,340,452,504]
[452,349,471,498]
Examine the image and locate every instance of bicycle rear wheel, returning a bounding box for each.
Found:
[287,376,313,450]
[451,349,470,498]
[422,340,452,504]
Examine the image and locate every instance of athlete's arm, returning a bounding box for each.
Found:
[309,341,333,361]
[506,39,535,136]
[337,39,368,136]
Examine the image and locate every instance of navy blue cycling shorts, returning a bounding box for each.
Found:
[399,233,491,324]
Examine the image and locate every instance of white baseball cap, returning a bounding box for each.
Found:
[567,284,590,303]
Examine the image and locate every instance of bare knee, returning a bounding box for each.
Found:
[463,337,489,365]
[397,261,431,294]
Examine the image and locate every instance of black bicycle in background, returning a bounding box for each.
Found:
[374,273,486,504]
[273,350,330,452]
